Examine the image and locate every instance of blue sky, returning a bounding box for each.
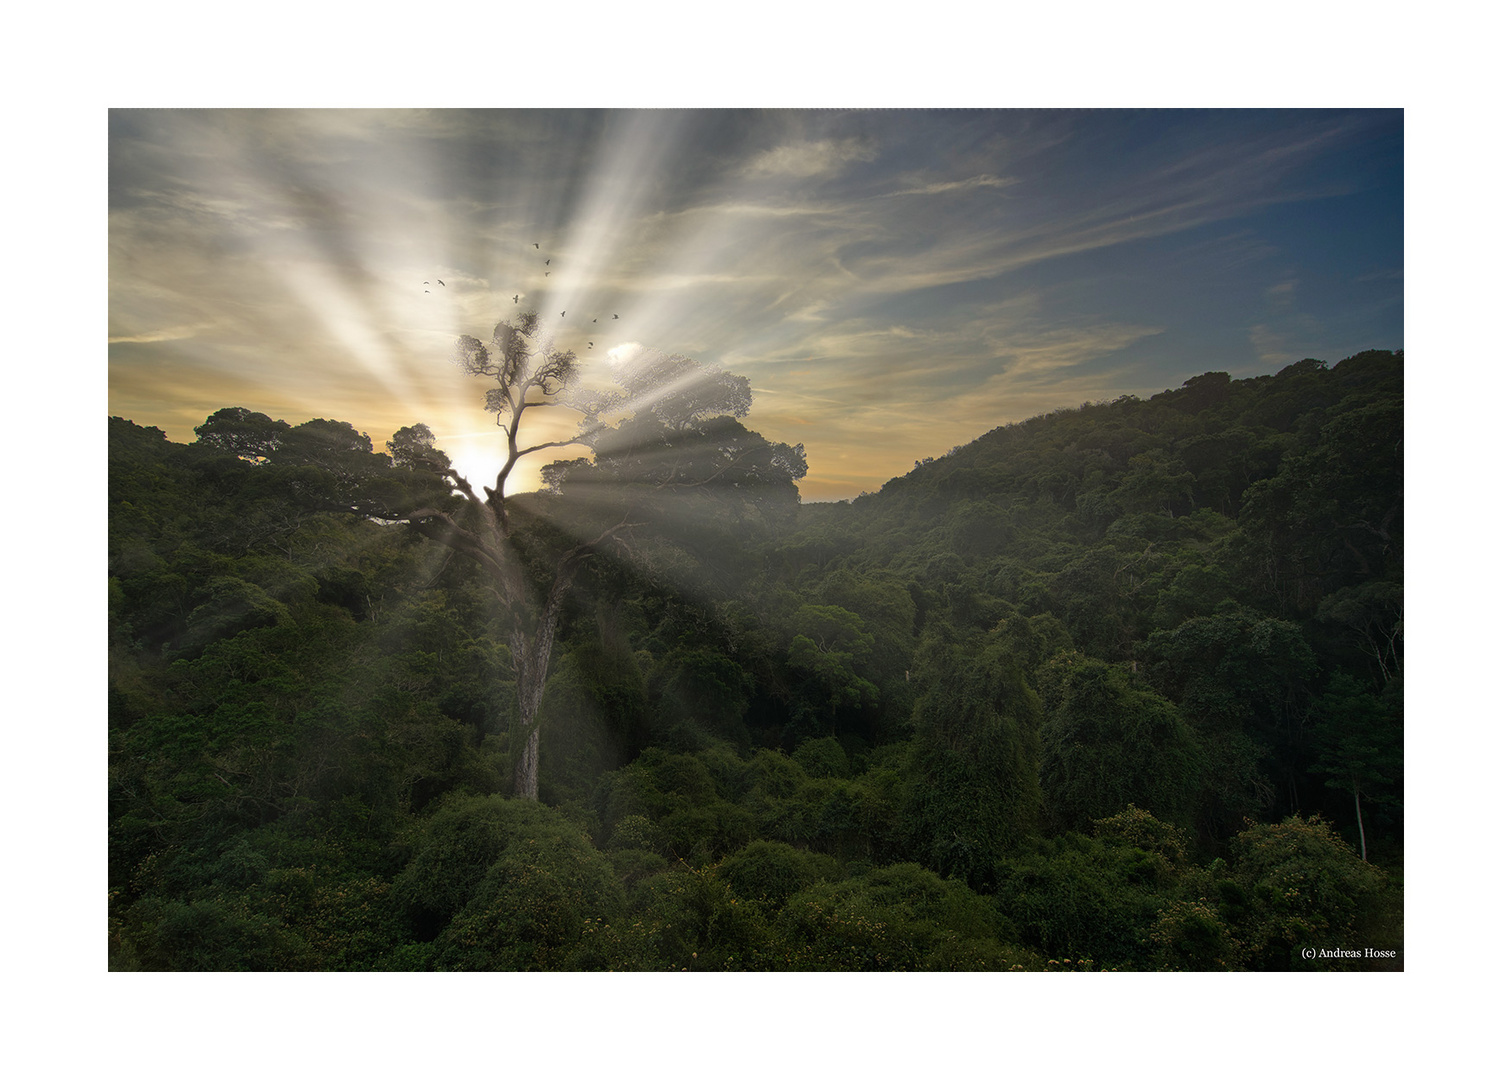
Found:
[109,108,1402,500]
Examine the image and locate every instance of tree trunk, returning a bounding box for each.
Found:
[514,726,540,801]
[1353,778,1368,862]
[505,550,586,801]
[512,649,549,800]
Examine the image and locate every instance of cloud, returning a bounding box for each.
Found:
[1265,279,1298,303]
[1248,324,1300,370]
[744,137,877,179]
[108,324,209,344]
[883,173,1017,197]
[988,322,1166,382]
[671,200,832,220]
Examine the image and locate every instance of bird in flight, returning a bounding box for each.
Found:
[544,272,550,277]
[561,311,566,317]
[545,259,550,266]
[613,314,619,319]
[533,243,539,249]
[437,279,445,286]
[588,342,594,348]
[513,295,519,304]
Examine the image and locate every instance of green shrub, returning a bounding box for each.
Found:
[430,826,625,970]
[1224,815,1389,970]
[117,895,306,971]
[793,736,850,778]
[1038,655,1202,834]
[716,840,845,909]
[392,795,624,967]
[776,863,1014,970]
[995,834,1169,968]
[577,866,777,971]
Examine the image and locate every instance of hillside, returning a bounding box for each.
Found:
[108,350,1403,970]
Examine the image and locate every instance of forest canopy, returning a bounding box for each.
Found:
[108,348,1403,971]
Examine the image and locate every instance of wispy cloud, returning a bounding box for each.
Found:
[1265,279,1298,304]
[108,324,210,344]
[743,137,878,179]
[882,173,1017,197]
[1249,324,1302,370]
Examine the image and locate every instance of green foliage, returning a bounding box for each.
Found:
[715,840,846,909]
[995,833,1170,968]
[390,795,535,933]
[1308,674,1403,857]
[578,865,778,971]
[1143,896,1248,971]
[775,863,1020,970]
[1112,450,1195,517]
[990,611,1075,675]
[944,500,1017,560]
[1143,601,1317,735]
[1223,814,1389,970]
[647,645,753,752]
[1316,580,1403,684]
[432,843,624,970]
[110,349,1404,970]
[598,748,757,862]
[114,895,306,971]
[548,409,807,568]
[792,736,849,778]
[1092,805,1190,877]
[386,422,451,472]
[785,603,879,735]
[1038,654,1202,834]
[538,638,648,805]
[111,827,410,971]
[393,795,624,969]
[1142,601,1317,833]
[1046,548,1128,657]
[1232,362,1402,617]
[904,629,1043,888]
[194,407,290,462]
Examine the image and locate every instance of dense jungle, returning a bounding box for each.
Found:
[107,343,1403,971]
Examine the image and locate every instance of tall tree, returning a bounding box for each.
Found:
[1308,674,1402,862]
[358,314,803,799]
[904,628,1043,889]
[1037,653,1202,835]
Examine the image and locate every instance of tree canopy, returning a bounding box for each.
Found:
[110,348,1403,971]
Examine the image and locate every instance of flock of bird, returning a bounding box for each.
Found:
[423,243,620,349]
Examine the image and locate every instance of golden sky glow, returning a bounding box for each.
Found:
[109,109,1402,501]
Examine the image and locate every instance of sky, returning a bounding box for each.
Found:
[108,108,1403,502]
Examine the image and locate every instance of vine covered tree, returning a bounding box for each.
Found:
[363,313,804,799]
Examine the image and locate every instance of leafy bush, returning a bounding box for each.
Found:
[995,834,1170,968]
[793,736,850,778]
[430,832,624,970]
[1223,815,1389,970]
[904,631,1043,888]
[715,840,845,909]
[1038,654,1201,834]
[392,794,624,966]
[574,866,777,971]
[776,863,1015,970]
